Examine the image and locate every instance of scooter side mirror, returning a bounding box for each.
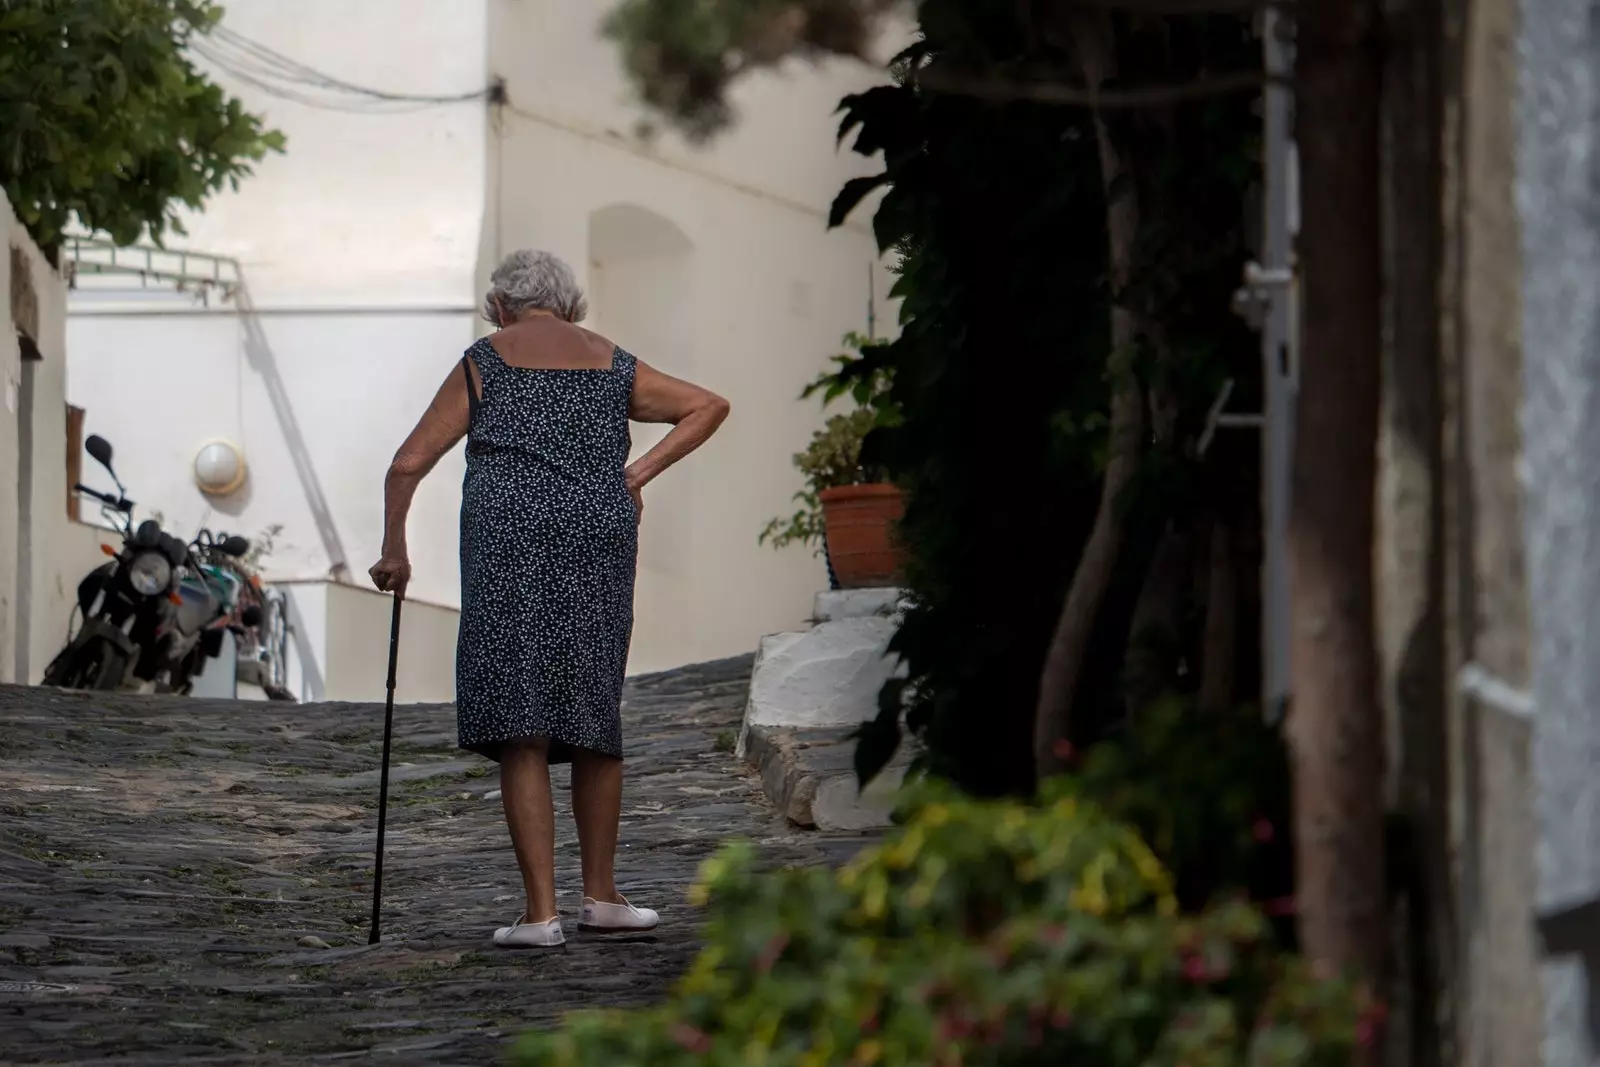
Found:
[222,535,251,558]
[85,435,115,473]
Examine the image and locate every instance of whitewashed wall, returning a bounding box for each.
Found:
[65,0,489,685]
[165,0,489,307]
[67,309,471,606]
[66,0,903,693]
[0,193,99,684]
[272,580,458,703]
[486,0,902,673]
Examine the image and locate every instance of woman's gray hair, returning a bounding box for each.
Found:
[483,249,588,325]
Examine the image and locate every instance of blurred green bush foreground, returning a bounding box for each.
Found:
[514,780,1375,1067]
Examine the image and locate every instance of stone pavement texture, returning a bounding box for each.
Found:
[0,656,879,1065]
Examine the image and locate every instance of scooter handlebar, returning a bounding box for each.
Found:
[74,484,131,512]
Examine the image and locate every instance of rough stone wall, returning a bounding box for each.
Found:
[1376,0,1543,1057]
[1516,0,1600,1056]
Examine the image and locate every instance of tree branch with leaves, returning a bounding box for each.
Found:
[0,0,284,254]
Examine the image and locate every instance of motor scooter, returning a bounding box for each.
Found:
[42,435,253,693]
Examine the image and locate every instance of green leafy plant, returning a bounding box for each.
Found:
[602,0,1270,809]
[0,0,285,252]
[759,333,897,552]
[803,330,900,419]
[515,780,1373,1067]
[1064,697,1296,918]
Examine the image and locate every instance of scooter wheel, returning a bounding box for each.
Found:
[44,640,128,691]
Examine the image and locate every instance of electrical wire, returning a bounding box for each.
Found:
[192,45,449,114]
[188,23,494,114]
[194,47,482,113]
[210,25,490,103]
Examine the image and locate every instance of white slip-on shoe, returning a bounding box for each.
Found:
[578,895,660,933]
[492,914,566,948]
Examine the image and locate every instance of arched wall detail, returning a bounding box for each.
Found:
[586,203,698,671]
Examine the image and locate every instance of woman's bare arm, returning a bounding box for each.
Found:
[371,364,473,593]
[626,360,731,499]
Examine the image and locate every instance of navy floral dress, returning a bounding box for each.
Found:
[455,336,638,763]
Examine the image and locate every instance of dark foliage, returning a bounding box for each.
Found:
[830,4,1267,810]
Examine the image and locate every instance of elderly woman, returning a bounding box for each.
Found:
[369,249,730,948]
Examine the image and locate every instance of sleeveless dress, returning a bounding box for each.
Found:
[455,336,638,763]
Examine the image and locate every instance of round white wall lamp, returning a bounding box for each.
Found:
[193,439,248,496]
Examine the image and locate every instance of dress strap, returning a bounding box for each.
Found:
[611,346,637,393]
[461,355,482,423]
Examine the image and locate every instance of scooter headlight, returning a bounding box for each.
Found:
[126,552,172,597]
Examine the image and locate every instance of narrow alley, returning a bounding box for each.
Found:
[0,657,872,1064]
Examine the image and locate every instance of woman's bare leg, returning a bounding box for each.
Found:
[499,739,558,921]
[570,749,625,903]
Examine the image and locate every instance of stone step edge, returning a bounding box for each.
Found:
[741,721,913,832]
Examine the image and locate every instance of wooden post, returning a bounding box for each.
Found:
[1290,0,1389,995]
[65,405,84,522]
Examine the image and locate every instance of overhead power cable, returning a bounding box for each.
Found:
[189,23,494,114]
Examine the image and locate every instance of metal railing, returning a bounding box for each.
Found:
[61,234,241,303]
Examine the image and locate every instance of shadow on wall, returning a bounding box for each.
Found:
[279,583,327,700]
[234,276,351,581]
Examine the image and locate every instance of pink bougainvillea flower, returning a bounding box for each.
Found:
[754,932,789,973]
[1356,999,1390,1048]
[1182,954,1210,983]
[1262,896,1297,916]
[1052,738,1075,761]
[670,1023,712,1054]
[938,1012,973,1042]
[1252,817,1275,842]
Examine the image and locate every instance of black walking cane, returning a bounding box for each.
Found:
[368,593,404,944]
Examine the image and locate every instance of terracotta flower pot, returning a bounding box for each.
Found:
[819,483,906,589]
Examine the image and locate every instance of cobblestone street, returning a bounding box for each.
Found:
[0,656,875,1065]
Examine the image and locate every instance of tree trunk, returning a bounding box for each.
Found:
[1033,10,1146,780]
[1198,517,1237,714]
[1379,0,1454,1050]
[1290,0,1388,993]
[1123,525,1189,713]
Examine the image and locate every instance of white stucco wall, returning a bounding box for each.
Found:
[272,579,458,704]
[68,0,485,587]
[486,0,902,673]
[65,0,901,688]
[0,195,88,683]
[166,0,489,307]
[67,308,472,606]
[65,0,488,695]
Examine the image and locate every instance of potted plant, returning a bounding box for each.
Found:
[761,334,905,589]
